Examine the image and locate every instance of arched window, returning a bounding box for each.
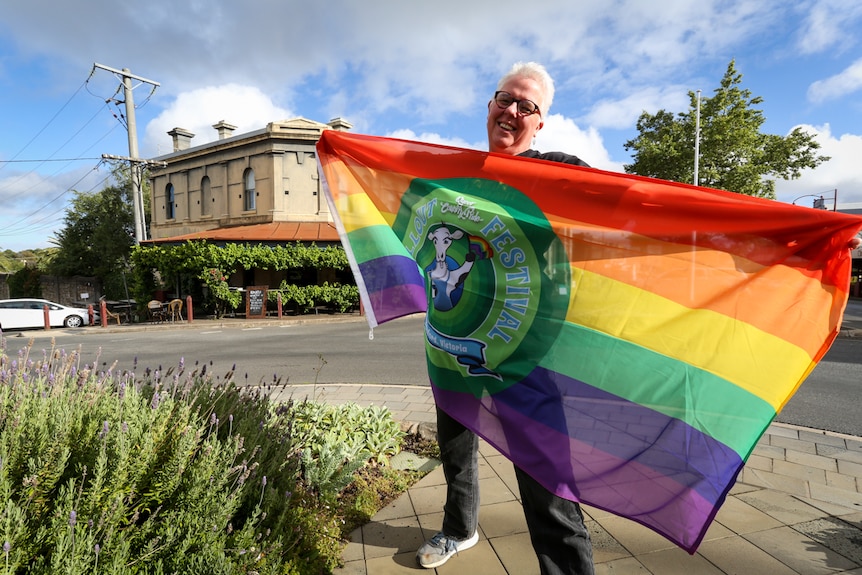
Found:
[166,183,175,220]
[201,176,211,216]
[243,168,256,211]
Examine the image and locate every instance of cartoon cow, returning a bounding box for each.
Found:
[425,226,476,311]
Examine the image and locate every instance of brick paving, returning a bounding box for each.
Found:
[319,383,862,575]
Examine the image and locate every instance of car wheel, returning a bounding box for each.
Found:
[64,315,83,328]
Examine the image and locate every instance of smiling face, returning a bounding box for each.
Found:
[486,75,545,156]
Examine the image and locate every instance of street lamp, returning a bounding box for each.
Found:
[792,194,827,210]
[792,189,838,211]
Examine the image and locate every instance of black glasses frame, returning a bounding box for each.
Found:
[493,91,541,116]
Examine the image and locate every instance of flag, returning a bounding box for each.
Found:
[316,130,862,552]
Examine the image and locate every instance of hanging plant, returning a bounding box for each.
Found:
[199,267,242,318]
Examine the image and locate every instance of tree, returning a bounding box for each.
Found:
[49,163,145,298]
[623,60,829,199]
[0,250,23,273]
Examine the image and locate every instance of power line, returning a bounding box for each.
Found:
[0,158,103,163]
[0,161,107,238]
[0,65,159,248]
[0,74,123,200]
[0,77,90,175]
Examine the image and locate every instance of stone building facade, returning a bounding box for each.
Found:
[147,117,352,243]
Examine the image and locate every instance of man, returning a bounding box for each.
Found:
[416,62,596,575]
[416,61,862,574]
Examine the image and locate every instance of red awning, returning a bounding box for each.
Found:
[144,222,340,244]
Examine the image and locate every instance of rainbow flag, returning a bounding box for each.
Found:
[316,130,862,552]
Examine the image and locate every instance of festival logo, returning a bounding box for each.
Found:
[392,178,571,396]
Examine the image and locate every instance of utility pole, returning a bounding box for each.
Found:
[92,63,160,244]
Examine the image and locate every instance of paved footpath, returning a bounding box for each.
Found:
[280,305,862,574]
[279,382,862,575]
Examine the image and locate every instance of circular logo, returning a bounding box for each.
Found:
[391,178,570,396]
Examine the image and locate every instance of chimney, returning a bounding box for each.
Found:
[167,127,195,152]
[212,120,237,140]
[327,117,353,132]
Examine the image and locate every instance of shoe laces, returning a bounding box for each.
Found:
[430,532,459,553]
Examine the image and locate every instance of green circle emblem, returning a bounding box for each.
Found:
[391,178,570,396]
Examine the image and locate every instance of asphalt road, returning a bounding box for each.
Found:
[3,315,429,387]
[2,310,860,436]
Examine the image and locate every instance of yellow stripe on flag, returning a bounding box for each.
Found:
[335,193,397,233]
[568,267,813,411]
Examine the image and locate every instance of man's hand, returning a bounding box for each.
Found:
[850,237,862,250]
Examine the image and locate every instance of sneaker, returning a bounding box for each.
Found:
[416,530,479,568]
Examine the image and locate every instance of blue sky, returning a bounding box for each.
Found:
[2,0,862,252]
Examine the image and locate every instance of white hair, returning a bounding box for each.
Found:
[496,61,555,114]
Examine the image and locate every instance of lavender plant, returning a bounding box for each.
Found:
[0,337,408,574]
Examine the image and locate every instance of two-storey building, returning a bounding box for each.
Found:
[145,117,352,292]
[147,116,350,244]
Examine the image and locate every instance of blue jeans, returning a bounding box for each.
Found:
[436,406,595,575]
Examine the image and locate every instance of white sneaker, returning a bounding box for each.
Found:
[416,530,479,568]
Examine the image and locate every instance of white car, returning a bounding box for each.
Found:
[0,298,92,330]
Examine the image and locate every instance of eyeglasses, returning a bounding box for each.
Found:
[493,91,541,116]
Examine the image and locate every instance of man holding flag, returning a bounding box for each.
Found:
[415,61,596,574]
[316,62,862,575]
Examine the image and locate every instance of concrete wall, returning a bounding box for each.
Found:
[0,274,101,307]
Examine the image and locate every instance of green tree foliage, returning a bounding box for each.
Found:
[623,60,829,199]
[5,266,42,298]
[49,163,150,298]
[0,250,22,273]
[0,249,55,274]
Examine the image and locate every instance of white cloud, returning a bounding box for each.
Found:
[807,58,862,103]
[388,116,622,174]
[385,129,481,151]
[143,85,291,157]
[584,86,691,130]
[774,123,862,205]
[537,115,623,173]
[797,0,862,55]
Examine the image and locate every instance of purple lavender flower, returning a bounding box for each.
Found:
[69,510,76,527]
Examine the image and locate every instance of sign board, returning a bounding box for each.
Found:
[246,286,267,319]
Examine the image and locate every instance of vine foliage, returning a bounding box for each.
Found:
[130,241,357,317]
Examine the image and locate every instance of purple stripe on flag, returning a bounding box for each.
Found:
[432,366,743,551]
[501,366,742,502]
[358,255,427,322]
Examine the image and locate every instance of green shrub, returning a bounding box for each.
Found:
[269,282,359,314]
[0,342,409,574]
